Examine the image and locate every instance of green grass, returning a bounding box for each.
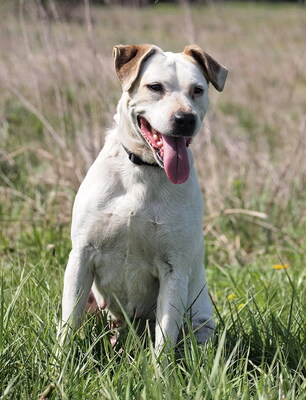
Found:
[1,225,305,399]
[0,1,305,399]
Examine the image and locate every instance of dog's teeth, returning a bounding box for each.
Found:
[157,141,163,148]
[153,134,159,142]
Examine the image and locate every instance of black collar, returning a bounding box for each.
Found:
[122,144,160,167]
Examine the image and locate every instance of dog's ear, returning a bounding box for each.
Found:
[183,45,228,92]
[113,44,158,91]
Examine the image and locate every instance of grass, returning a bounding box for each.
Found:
[0,1,305,399]
[1,227,305,399]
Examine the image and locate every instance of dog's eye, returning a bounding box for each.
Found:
[147,83,164,92]
[193,86,204,96]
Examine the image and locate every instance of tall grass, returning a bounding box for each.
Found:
[0,1,305,399]
[0,227,305,398]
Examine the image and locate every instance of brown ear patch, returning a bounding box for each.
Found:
[113,44,158,91]
[184,45,228,92]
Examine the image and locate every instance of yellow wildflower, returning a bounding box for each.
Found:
[227,293,237,300]
[273,264,289,270]
[238,303,245,310]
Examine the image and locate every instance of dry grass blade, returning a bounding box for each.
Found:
[222,209,268,219]
[38,383,56,400]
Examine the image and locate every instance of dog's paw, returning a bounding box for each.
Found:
[193,318,215,343]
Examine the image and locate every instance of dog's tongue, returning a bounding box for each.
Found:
[162,135,190,184]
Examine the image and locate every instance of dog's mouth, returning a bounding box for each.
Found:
[138,116,192,184]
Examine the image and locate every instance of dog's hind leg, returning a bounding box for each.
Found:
[59,249,94,339]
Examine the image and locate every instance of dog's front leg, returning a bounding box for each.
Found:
[59,249,94,339]
[155,268,188,351]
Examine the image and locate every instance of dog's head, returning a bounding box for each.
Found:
[113,44,228,184]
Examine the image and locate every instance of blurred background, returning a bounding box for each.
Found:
[0,0,305,266]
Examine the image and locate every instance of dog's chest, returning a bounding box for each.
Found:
[83,169,202,267]
[89,188,169,264]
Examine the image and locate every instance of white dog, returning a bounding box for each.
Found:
[60,44,227,350]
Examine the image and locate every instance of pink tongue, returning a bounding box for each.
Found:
[162,135,190,184]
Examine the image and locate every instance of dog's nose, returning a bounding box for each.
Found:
[174,112,196,130]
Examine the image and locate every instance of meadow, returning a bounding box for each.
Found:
[0,1,305,399]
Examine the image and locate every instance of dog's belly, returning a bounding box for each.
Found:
[93,255,160,321]
[89,211,167,321]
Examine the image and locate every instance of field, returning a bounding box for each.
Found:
[0,1,305,399]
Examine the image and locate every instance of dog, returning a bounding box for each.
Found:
[60,44,227,351]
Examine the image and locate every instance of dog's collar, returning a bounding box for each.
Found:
[122,144,160,167]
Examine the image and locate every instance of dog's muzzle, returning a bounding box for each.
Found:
[137,116,193,185]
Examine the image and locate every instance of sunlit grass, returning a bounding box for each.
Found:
[1,224,305,399]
